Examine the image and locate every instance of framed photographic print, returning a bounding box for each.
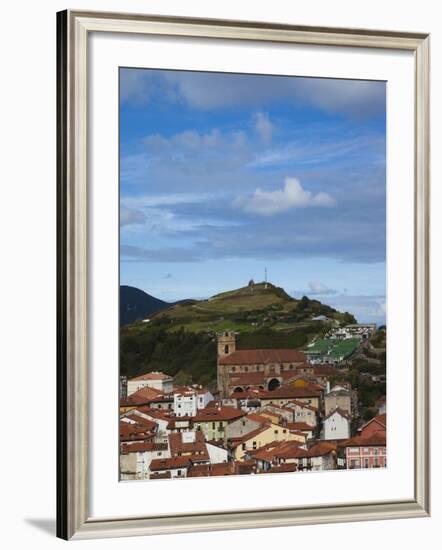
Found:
[57,10,430,540]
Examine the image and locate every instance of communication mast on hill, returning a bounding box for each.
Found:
[264,267,268,289]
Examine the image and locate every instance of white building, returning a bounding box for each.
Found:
[323,408,351,440]
[120,441,170,480]
[173,387,214,417]
[285,399,318,427]
[173,389,197,417]
[127,371,173,396]
[308,444,336,471]
[196,388,214,410]
[206,441,229,464]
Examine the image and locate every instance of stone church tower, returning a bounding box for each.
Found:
[217,331,236,395]
[217,330,236,358]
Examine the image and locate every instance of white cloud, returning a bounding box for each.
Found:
[308,281,337,295]
[120,207,146,227]
[121,70,385,118]
[120,70,156,104]
[123,192,211,208]
[233,177,336,216]
[253,112,275,144]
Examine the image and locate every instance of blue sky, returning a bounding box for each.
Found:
[120,68,386,324]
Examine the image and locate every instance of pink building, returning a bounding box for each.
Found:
[342,431,386,469]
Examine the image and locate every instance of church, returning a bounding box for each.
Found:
[217,331,307,398]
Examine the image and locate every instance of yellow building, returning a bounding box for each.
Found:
[231,422,306,461]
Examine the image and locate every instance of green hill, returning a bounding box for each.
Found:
[151,282,354,333]
[120,282,356,388]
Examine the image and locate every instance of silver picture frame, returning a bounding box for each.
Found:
[56,9,430,540]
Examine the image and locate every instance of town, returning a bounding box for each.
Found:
[120,324,386,480]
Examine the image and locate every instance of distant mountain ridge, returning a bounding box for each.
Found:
[120,285,170,326]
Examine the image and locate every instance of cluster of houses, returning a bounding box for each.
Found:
[120,328,386,480]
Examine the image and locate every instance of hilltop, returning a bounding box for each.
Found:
[151,281,355,334]
[120,282,356,387]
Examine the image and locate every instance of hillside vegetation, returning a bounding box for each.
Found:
[120,282,357,387]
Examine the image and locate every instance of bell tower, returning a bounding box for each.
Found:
[217,331,236,397]
[217,330,236,358]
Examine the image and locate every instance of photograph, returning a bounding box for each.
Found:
[119,68,387,481]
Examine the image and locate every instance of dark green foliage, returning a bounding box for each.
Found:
[363,409,377,422]
[120,326,217,387]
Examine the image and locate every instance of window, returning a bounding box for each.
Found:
[224,345,229,354]
[274,430,279,435]
[212,422,216,429]
[231,367,236,373]
[364,458,369,468]
[242,443,246,451]
[177,470,182,476]
[252,441,257,449]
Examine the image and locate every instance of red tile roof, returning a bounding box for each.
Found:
[361,413,387,431]
[188,463,234,477]
[150,456,191,471]
[121,414,158,431]
[341,432,386,447]
[219,349,305,365]
[120,442,155,453]
[168,432,208,459]
[119,422,156,442]
[120,441,168,454]
[273,441,309,460]
[228,372,267,385]
[194,406,245,422]
[306,441,337,457]
[249,440,305,462]
[285,422,314,432]
[246,412,273,425]
[229,424,271,448]
[260,384,322,400]
[123,386,170,405]
[135,407,171,420]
